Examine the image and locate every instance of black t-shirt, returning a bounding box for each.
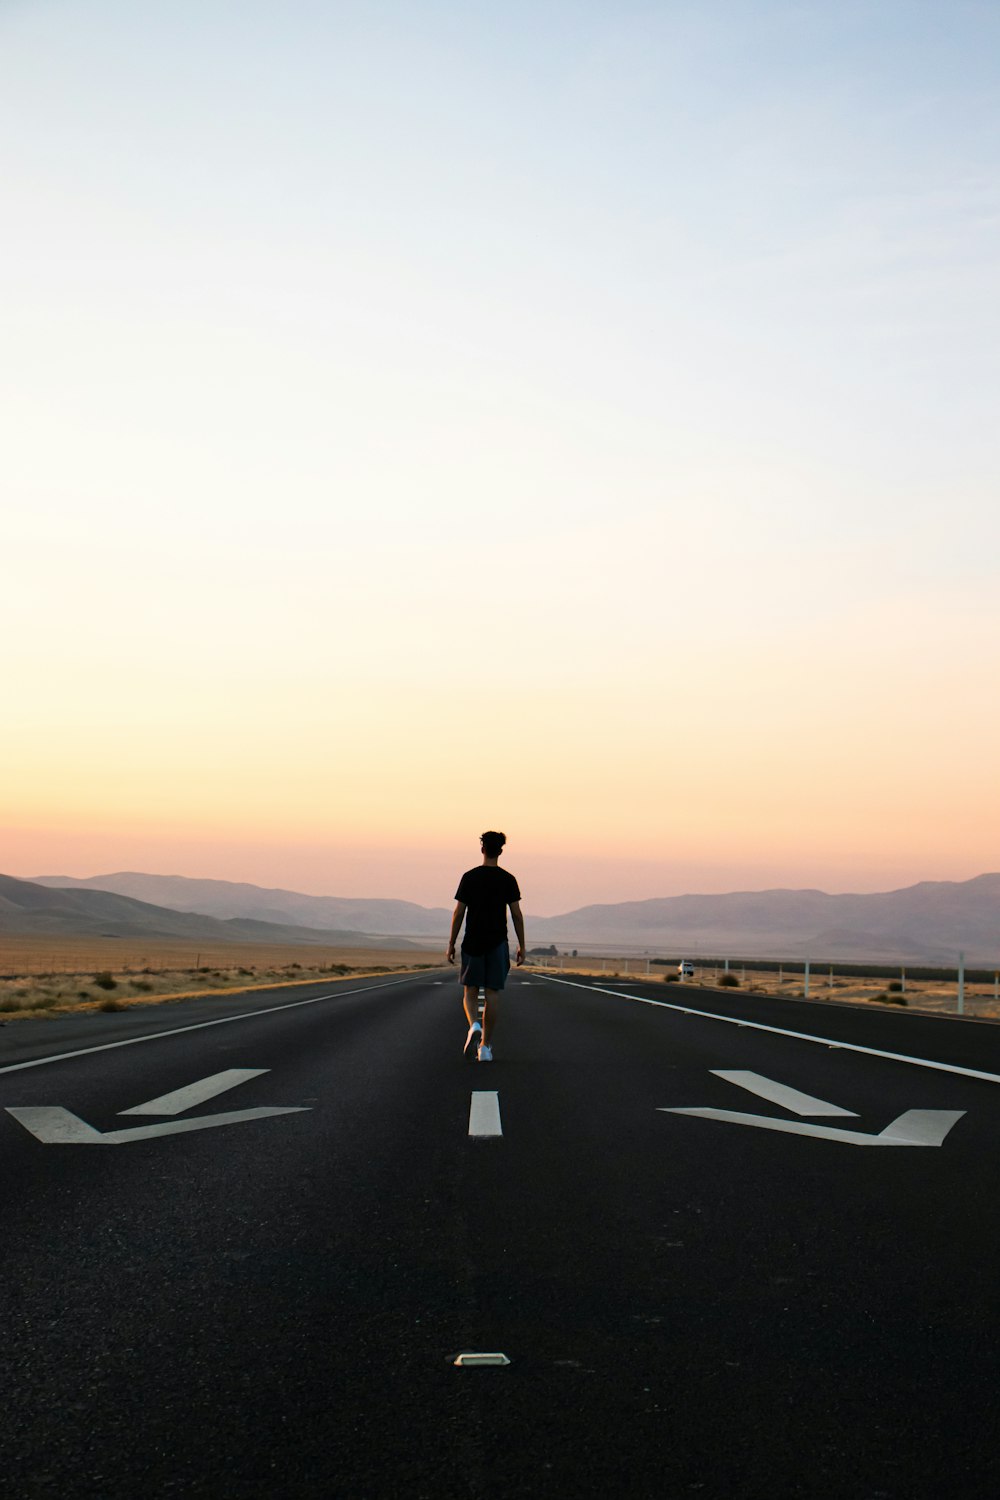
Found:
[455,865,521,956]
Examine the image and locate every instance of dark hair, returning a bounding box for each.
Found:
[480,830,506,859]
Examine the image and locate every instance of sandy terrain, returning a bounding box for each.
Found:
[0,933,443,1020]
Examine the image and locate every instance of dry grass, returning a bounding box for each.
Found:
[0,934,442,1021]
[531,959,1000,1021]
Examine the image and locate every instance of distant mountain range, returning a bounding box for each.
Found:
[19,869,1000,963]
[529,874,1000,963]
[30,871,450,937]
[0,873,414,948]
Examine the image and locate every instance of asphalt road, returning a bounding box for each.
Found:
[2,969,1000,1499]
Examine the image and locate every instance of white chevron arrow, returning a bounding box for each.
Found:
[5,1069,309,1145]
[661,1105,964,1146]
[6,1104,308,1144]
[661,1071,965,1146]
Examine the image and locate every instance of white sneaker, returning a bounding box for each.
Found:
[464,1023,482,1059]
[477,1043,493,1062]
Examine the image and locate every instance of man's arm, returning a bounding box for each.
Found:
[447,902,466,964]
[510,901,526,966]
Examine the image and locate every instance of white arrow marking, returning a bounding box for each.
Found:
[6,1105,309,1145]
[660,1106,965,1147]
[711,1070,858,1117]
[118,1068,269,1116]
[468,1091,502,1138]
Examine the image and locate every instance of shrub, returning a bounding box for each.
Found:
[99,996,126,1012]
[887,979,904,993]
[718,973,740,987]
[132,980,154,993]
[93,972,118,991]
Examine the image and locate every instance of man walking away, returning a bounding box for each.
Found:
[447,830,525,1062]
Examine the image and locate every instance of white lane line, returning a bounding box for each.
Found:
[538,975,1000,1087]
[0,974,439,1077]
[711,1070,857,1117]
[118,1068,268,1116]
[469,1091,502,1138]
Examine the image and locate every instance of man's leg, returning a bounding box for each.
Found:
[463,986,481,1028]
[481,989,499,1044]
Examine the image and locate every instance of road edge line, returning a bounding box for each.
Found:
[538,974,1000,1087]
[0,973,442,1077]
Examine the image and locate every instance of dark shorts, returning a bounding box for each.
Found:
[460,942,510,992]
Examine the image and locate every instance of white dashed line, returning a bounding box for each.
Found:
[469,1091,502,1138]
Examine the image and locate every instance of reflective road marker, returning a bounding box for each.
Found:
[469,1091,502,1138]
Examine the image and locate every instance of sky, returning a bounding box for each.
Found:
[2,0,999,915]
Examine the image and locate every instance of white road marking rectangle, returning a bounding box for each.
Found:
[119,1068,268,1116]
[469,1091,502,1138]
[711,1070,857,1117]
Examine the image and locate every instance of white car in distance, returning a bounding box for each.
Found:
[677,960,695,979]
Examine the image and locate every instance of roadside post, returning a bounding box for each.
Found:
[901,966,906,995]
[803,959,810,999]
[958,952,965,1015]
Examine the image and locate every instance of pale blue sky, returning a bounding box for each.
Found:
[3,1,999,905]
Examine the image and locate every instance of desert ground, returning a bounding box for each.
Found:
[531,955,1000,1022]
[3,935,997,1024]
[0,934,443,1020]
